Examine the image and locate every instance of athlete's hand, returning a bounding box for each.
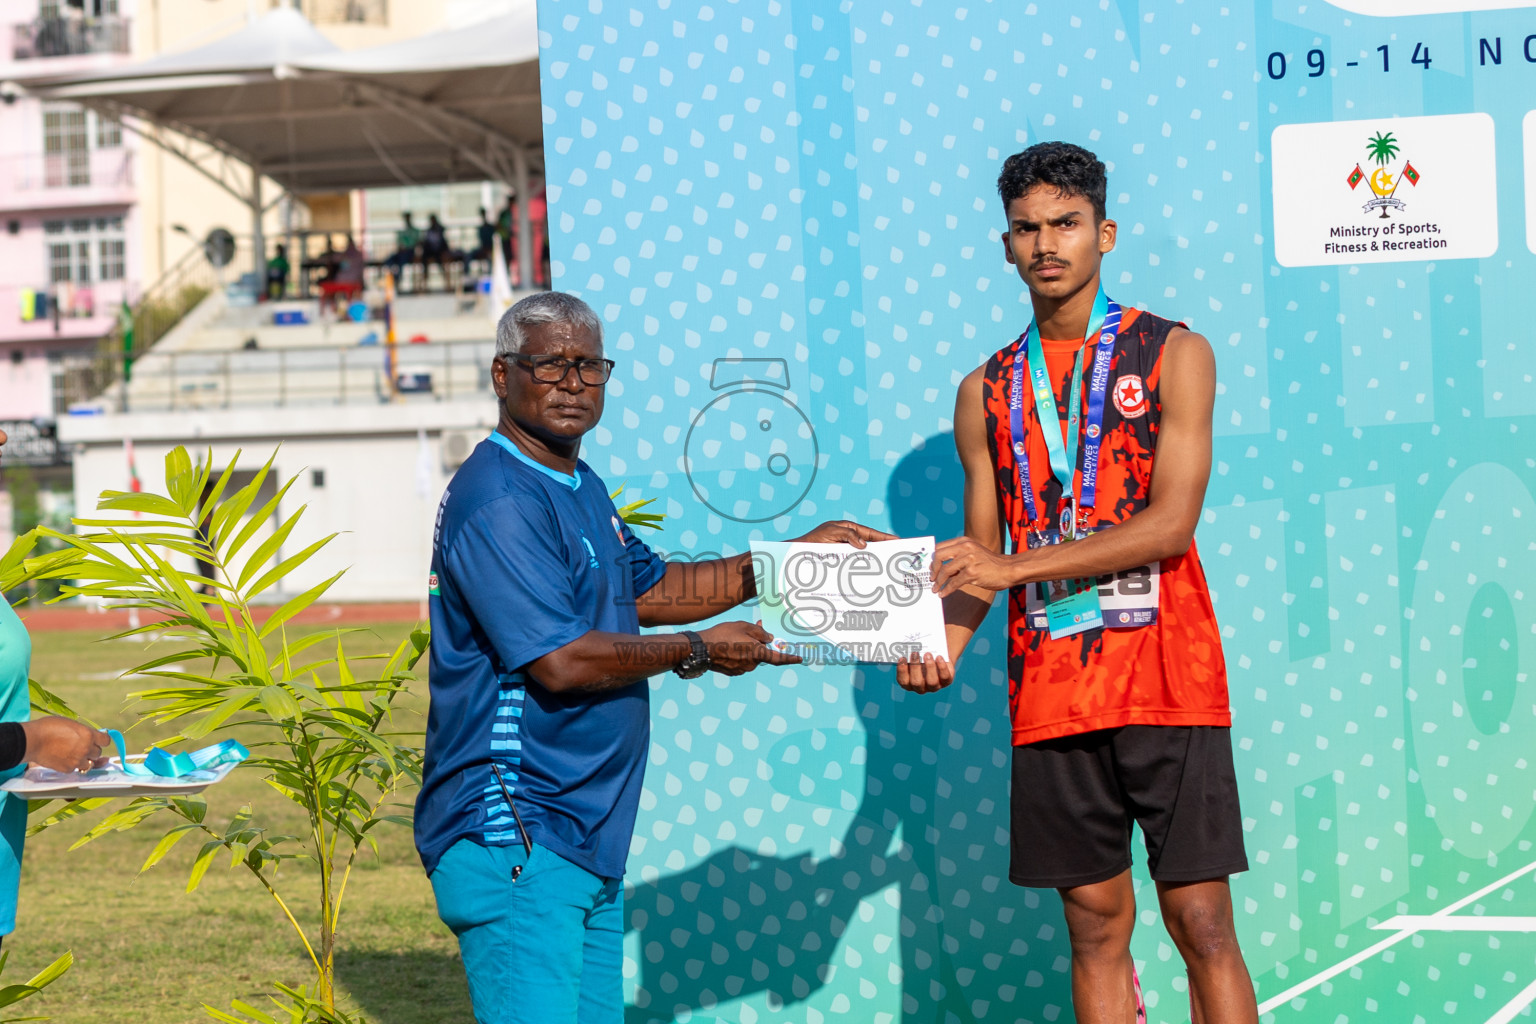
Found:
[699,621,802,675]
[791,520,896,548]
[23,717,111,772]
[895,651,954,694]
[931,537,1018,596]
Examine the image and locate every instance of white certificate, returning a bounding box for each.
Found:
[750,537,948,664]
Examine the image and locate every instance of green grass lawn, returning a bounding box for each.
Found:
[7,623,473,1024]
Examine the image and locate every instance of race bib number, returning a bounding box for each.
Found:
[1023,528,1160,632]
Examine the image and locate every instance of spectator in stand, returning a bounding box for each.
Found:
[497,190,551,288]
[421,214,452,294]
[265,243,290,302]
[319,234,366,317]
[385,212,422,286]
[466,207,496,275]
[500,191,549,288]
[496,196,515,273]
[530,188,550,289]
[312,234,340,284]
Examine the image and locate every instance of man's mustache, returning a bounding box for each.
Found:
[1030,259,1069,271]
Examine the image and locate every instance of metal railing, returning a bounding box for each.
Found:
[11,15,130,59]
[46,223,530,411]
[4,147,133,193]
[124,242,231,355]
[103,338,496,413]
[287,223,489,262]
[56,242,237,413]
[272,222,539,298]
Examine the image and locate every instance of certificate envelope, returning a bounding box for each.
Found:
[750,537,947,664]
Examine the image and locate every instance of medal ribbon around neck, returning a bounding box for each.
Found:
[1007,287,1124,538]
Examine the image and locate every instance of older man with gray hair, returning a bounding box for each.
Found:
[416,291,888,1024]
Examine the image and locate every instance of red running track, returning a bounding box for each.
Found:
[15,602,427,631]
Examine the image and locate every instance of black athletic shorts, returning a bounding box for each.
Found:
[1009,725,1249,889]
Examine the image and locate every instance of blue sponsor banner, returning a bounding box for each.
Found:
[537,3,1536,1021]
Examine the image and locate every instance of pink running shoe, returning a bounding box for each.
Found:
[1131,966,1147,1023]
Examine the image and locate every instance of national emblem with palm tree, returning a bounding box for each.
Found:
[1346,128,1421,218]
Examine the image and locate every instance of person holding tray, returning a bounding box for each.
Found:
[0,424,115,946]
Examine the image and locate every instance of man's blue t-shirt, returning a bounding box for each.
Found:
[415,433,668,879]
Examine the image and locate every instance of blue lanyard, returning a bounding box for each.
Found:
[1008,289,1123,533]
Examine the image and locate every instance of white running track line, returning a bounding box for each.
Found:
[1255,858,1536,1015]
[1487,977,1536,1024]
[1372,916,1536,932]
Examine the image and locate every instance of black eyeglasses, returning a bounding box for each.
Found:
[506,353,616,386]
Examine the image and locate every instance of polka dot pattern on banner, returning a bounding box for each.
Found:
[539,2,1536,1021]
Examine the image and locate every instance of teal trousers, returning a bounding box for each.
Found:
[430,839,624,1024]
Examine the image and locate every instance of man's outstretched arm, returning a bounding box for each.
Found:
[897,366,1001,693]
[527,620,801,694]
[930,328,1216,596]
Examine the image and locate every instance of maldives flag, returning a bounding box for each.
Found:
[1403,161,1420,186]
[123,437,143,519]
[1347,164,1365,189]
[124,438,141,493]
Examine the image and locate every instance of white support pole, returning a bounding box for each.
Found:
[513,145,533,291]
[250,164,265,280]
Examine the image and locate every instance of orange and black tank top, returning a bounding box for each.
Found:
[980,307,1231,746]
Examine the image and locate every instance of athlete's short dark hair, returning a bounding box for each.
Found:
[996,142,1108,221]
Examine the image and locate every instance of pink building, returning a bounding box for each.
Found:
[0,0,137,424]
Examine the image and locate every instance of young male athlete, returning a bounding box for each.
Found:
[898,142,1258,1022]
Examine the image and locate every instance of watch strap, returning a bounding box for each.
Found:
[676,630,709,677]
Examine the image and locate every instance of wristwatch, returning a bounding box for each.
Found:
[675,630,711,679]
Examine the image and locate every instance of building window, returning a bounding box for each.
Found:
[95,115,122,149]
[42,105,87,149]
[47,242,73,283]
[18,0,128,60]
[42,103,89,188]
[42,103,122,188]
[42,216,125,285]
[98,238,124,280]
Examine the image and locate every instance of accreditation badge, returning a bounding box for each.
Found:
[1041,574,1104,638]
[1023,527,1161,636]
[1023,529,1103,639]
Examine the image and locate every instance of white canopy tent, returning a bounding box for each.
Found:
[8,4,545,284]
